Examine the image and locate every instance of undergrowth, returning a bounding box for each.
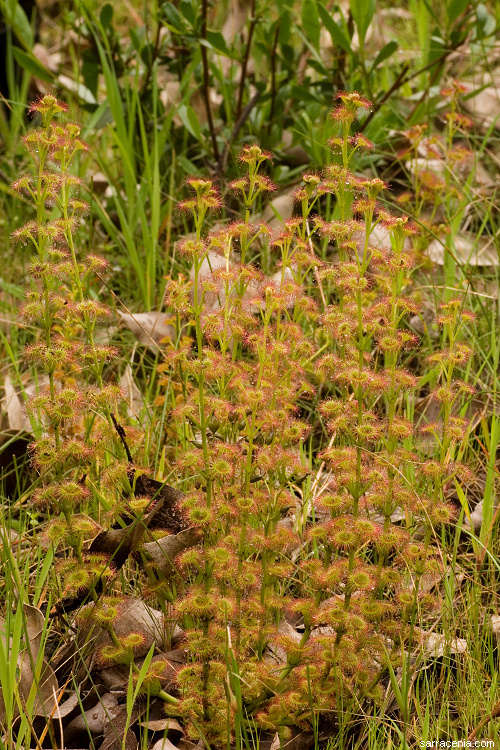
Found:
[1,1,500,749]
[0,88,490,750]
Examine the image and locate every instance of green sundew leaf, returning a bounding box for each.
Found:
[428,29,446,66]
[179,0,197,27]
[446,0,469,22]
[302,0,320,50]
[278,10,291,45]
[476,3,496,36]
[161,2,186,32]
[129,27,142,52]
[177,154,202,175]
[177,103,202,141]
[317,2,351,53]
[202,30,233,58]
[372,40,398,70]
[100,2,113,29]
[12,48,53,83]
[350,0,375,44]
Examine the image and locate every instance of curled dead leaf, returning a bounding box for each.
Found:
[142,528,201,577]
[64,692,120,740]
[119,364,145,418]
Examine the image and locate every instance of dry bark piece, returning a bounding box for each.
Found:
[132,474,187,533]
[51,475,187,615]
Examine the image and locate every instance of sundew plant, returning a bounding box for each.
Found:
[4,91,476,747]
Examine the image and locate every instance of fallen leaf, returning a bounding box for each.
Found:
[3,372,49,431]
[142,528,200,577]
[221,0,248,44]
[141,714,183,733]
[99,696,151,750]
[0,604,60,723]
[119,364,145,418]
[490,614,500,647]
[176,741,198,750]
[98,598,170,656]
[426,232,499,266]
[281,131,310,166]
[262,190,296,230]
[464,76,500,131]
[151,739,179,750]
[64,692,120,741]
[32,42,60,73]
[117,311,175,351]
[425,632,467,657]
[100,650,185,693]
[3,374,29,431]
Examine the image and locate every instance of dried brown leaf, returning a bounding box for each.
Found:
[118,311,175,351]
[142,528,200,577]
[426,232,499,266]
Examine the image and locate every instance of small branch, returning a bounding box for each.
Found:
[200,0,220,161]
[140,17,163,97]
[268,23,280,135]
[360,64,409,132]
[235,0,257,121]
[360,41,466,132]
[219,89,261,173]
[468,700,500,741]
[111,412,133,463]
